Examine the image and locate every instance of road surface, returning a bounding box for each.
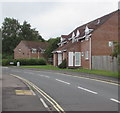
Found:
[2,67,119,112]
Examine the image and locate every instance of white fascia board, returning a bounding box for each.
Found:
[62,49,67,52]
[68,37,72,40]
[63,41,67,44]
[56,51,62,53]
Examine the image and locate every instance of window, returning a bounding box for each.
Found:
[81,52,84,56]
[32,48,37,53]
[41,49,45,53]
[108,41,113,47]
[75,52,81,66]
[18,49,21,53]
[85,51,89,60]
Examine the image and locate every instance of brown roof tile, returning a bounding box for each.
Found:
[21,40,48,50]
[62,10,118,40]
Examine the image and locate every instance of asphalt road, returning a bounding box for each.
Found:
[2,67,119,112]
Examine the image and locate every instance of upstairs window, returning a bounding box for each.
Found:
[18,49,21,53]
[76,30,80,37]
[32,48,37,53]
[108,41,113,47]
[85,26,90,35]
[41,49,45,53]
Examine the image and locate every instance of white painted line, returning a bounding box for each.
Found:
[38,75,50,78]
[30,89,36,96]
[43,75,50,78]
[78,86,98,94]
[110,98,120,104]
[56,79,70,85]
[40,98,48,108]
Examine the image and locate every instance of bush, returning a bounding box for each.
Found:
[2,58,47,66]
[2,59,15,66]
[58,59,67,69]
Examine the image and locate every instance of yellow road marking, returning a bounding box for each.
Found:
[15,90,33,95]
[11,74,65,113]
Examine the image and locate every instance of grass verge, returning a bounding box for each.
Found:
[21,65,119,78]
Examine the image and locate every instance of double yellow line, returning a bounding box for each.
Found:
[10,74,65,113]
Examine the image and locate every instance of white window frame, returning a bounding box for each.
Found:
[108,41,113,47]
[58,53,62,65]
[32,48,37,54]
[18,49,21,53]
[68,52,74,66]
[75,52,81,66]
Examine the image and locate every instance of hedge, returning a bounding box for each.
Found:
[2,58,47,66]
[58,59,67,69]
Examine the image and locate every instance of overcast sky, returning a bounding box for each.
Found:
[0,0,119,40]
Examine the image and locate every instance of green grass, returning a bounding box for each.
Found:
[21,65,119,78]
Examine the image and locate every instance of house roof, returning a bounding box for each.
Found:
[56,10,118,52]
[54,41,80,52]
[61,10,118,39]
[21,40,48,50]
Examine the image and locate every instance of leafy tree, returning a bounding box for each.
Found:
[2,18,44,59]
[45,37,60,59]
[111,42,120,64]
[2,18,21,55]
[20,21,44,42]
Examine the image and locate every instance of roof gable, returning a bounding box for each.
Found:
[15,40,48,51]
[62,10,118,40]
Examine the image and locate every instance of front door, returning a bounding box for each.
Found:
[68,52,74,66]
[75,52,81,66]
[68,52,81,67]
[58,53,62,65]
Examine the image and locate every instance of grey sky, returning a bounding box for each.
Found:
[1,0,119,40]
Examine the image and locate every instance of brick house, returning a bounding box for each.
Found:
[53,10,118,72]
[14,40,48,59]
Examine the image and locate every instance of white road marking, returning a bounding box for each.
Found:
[40,98,48,108]
[38,75,50,78]
[51,72,119,86]
[78,86,98,94]
[110,98,120,104]
[43,75,50,78]
[56,79,70,85]
[30,89,36,96]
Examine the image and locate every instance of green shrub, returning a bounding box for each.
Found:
[2,58,47,66]
[58,59,67,69]
[2,59,15,66]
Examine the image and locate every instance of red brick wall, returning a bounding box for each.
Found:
[91,12,118,56]
[14,42,45,59]
[53,53,58,66]
[80,39,90,69]
[14,41,29,59]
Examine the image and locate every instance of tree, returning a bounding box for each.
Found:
[2,18,21,55]
[111,42,120,64]
[20,21,44,42]
[45,37,60,59]
[2,18,44,59]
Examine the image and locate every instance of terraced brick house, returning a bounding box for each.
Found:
[14,40,48,59]
[53,10,119,72]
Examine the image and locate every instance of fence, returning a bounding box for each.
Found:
[92,56,118,72]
